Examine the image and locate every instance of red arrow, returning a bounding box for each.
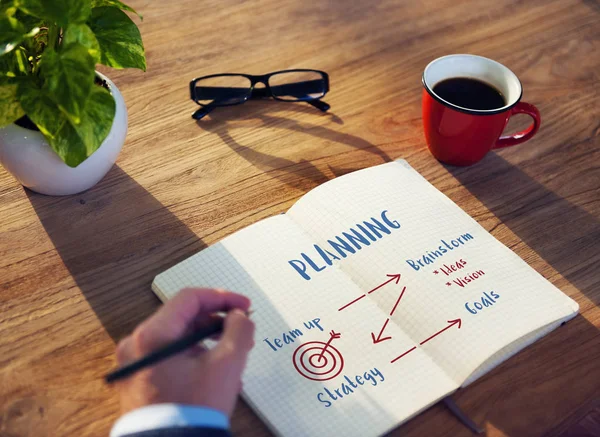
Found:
[368,274,401,294]
[419,319,462,345]
[338,274,401,311]
[317,330,342,361]
[389,286,407,316]
[338,294,366,311]
[371,318,392,344]
[390,346,417,363]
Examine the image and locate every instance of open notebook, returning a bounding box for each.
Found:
[152,160,578,436]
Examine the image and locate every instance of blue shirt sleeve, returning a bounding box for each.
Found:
[110,404,229,437]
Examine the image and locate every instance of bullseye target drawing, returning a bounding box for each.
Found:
[292,330,344,381]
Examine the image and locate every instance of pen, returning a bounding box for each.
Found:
[105,317,226,384]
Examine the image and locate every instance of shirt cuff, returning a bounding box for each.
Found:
[110,404,229,437]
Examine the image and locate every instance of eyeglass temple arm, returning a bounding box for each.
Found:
[192,105,215,120]
[191,99,327,119]
[307,99,330,112]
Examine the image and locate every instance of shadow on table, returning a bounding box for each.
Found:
[582,0,600,14]
[26,165,206,342]
[196,100,391,191]
[446,152,600,307]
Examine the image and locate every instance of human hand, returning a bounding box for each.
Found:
[114,288,254,416]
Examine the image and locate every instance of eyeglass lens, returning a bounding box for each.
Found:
[268,71,326,101]
[194,71,326,106]
[194,75,252,106]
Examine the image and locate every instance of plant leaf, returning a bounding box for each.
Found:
[51,86,116,167]
[91,0,142,20]
[0,14,39,56]
[0,1,17,16]
[0,45,29,76]
[63,23,100,63]
[0,83,24,126]
[14,6,43,27]
[15,0,91,26]
[18,80,116,167]
[88,7,146,71]
[40,44,95,124]
[17,79,66,138]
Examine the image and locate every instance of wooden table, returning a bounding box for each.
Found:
[1,0,599,435]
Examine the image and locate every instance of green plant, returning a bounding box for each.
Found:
[0,0,145,167]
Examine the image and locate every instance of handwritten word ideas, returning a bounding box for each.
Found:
[405,232,474,271]
[435,258,467,276]
[316,368,385,407]
[288,210,401,280]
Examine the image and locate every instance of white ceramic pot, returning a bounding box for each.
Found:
[0,72,127,196]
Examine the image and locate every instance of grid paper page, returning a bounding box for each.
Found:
[286,160,579,386]
[153,214,457,437]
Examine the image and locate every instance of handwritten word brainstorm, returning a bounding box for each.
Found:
[288,210,401,280]
[405,232,475,271]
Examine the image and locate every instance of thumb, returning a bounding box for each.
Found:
[214,309,255,360]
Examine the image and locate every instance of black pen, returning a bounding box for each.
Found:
[105,316,229,384]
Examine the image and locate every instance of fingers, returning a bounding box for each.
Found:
[132,288,251,354]
[116,336,134,365]
[192,313,226,335]
[211,310,255,413]
[214,309,255,360]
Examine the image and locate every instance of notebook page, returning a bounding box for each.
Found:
[286,160,578,386]
[153,214,456,437]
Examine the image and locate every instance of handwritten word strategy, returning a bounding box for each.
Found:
[317,368,385,408]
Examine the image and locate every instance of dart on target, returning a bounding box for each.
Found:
[292,330,344,381]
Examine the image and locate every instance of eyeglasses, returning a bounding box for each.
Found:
[189,69,330,120]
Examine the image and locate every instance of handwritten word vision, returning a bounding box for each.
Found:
[316,368,385,407]
[406,232,475,271]
[288,210,401,280]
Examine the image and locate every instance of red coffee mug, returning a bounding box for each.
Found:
[422,54,541,166]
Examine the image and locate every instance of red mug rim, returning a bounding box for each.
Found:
[422,54,523,116]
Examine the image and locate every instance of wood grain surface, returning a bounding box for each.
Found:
[1,0,599,436]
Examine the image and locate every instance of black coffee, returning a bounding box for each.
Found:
[433,77,505,110]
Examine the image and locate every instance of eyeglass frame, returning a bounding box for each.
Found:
[189,69,330,119]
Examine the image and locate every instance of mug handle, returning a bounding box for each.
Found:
[493,102,541,149]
